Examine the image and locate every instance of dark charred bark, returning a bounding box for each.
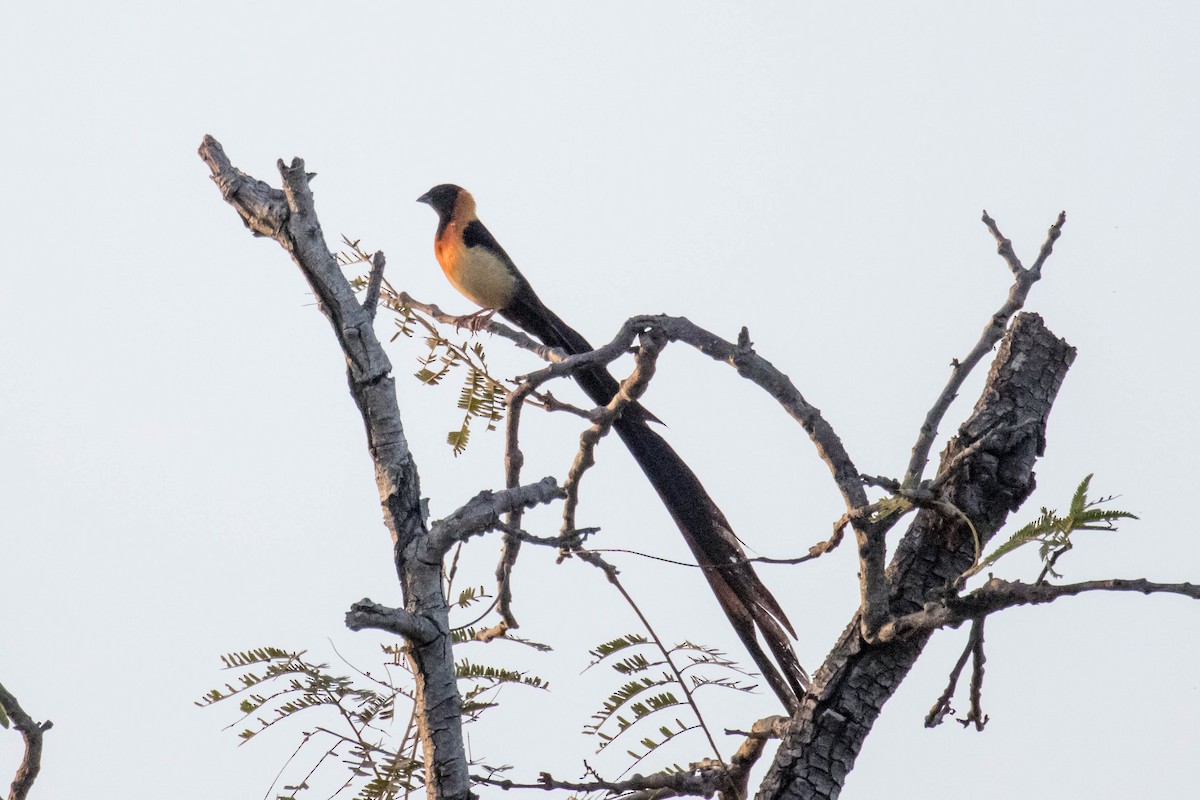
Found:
[758,313,1075,800]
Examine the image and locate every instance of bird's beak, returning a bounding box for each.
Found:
[416,191,432,205]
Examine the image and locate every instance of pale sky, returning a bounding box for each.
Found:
[2,3,1197,798]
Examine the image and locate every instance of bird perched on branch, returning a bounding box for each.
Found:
[417,184,808,711]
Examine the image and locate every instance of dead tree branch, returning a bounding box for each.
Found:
[392,290,550,359]
[199,135,470,800]
[560,328,665,542]
[0,681,51,800]
[923,618,988,729]
[964,618,988,731]
[903,211,1066,486]
[424,477,565,556]
[345,599,442,643]
[724,715,790,798]
[473,760,727,798]
[878,576,1200,642]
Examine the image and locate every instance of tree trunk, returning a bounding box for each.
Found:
[758,313,1075,799]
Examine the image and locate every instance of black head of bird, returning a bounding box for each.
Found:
[416,184,466,223]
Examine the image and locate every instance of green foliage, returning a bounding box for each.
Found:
[385,309,503,457]
[412,332,505,455]
[199,639,546,800]
[458,659,549,723]
[583,635,754,771]
[194,648,401,746]
[449,626,553,652]
[454,584,490,609]
[341,235,507,456]
[964,474,1138,580]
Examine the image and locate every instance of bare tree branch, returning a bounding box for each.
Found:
[560,328,665,541]
[0,681,51,800]
[424,476,565,555]
[393,290,550,358]
[363,250,386,320]
[390,296,893,636]
[924,620,977,728]
[903,211,1066,487]
[345,599,441,644]
[877,576,1200,642]
[199,135,471,800]
[724,716,790,799]
[496,381,534,628]
[473,759,728,797]
[964,618,988,731]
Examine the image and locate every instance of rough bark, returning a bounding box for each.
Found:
[757,313,1076,800]
[0,681,51,800]
[198,136,471,800]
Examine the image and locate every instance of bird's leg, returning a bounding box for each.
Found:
[451,307,497,333]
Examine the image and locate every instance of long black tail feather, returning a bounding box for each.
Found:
[501,290,808,710]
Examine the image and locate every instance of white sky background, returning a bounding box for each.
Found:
[2,2,1197,797]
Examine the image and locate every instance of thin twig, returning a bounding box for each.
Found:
[589,546,827,569]
[561,329,665,540]
[363,251,386,319]
[963,618,988,731]
[903,211,1066,487]
[471,760,727,796]
[575,549,726,766]
[392,289,549,357]
[1035,541,1073,585]
[725,716,790,798]
[877,576,1200,643]
[497,380,535,628]
[923,618,982,728]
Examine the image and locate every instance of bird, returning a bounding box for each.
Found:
[417,184,808,711]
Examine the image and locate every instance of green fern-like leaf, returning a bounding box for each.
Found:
[202,645,425,798]
[449,626,479,645]
[384,303,510,454]
[671,641,754,677]
[627,691,681,718]
[611,652,659,675]
[686,674,757,693]
[347,744,424,800]
[965,474,1138,580]
[584,675,677,745]
[455,585,490,608]
[583,631,760,772]
[586,634,651,668]
[455,659,549,690]
[447,424,470,455]
[620,718,700,769]
[219,646,295,669]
